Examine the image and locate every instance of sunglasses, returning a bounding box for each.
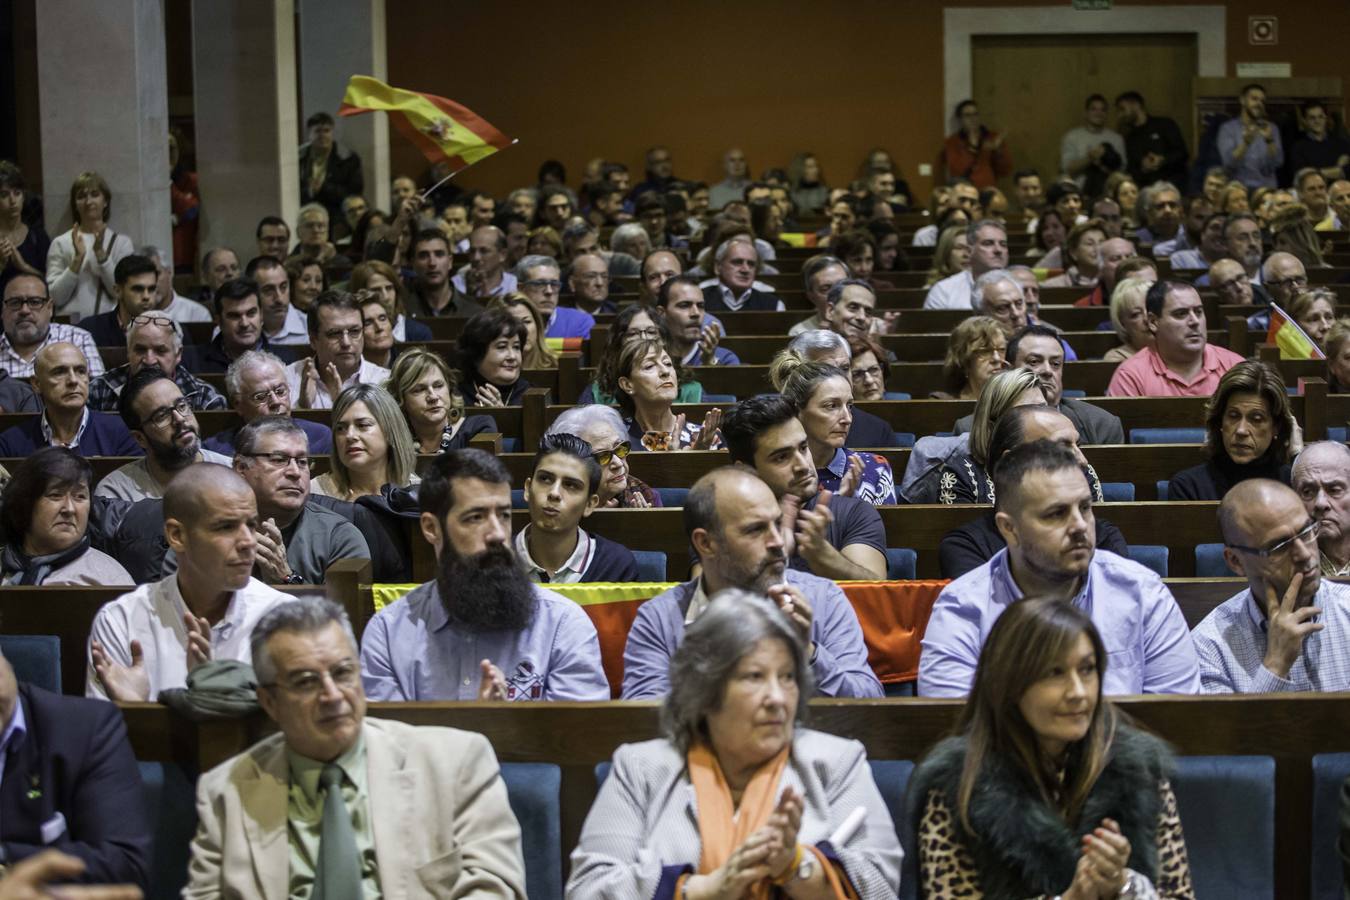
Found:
[591,441,632,466]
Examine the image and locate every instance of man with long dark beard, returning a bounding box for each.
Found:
[359,449,610,701]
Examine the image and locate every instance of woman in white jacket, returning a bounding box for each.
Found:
[44,171,132,321]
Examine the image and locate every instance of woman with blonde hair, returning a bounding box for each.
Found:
[925,222,972,288]
[285,257,326,312]
[933,316,1008,400]
[1288,287,1337,351]
[385,347,496,454]
[612,338,721,452]
[770,349,895,505]
[312,383,418,500]
[1104,276,1156,363]
[937,368,1047,504]
[911,595,1194,897]
[489,292,557,369]
[45,171,133,319]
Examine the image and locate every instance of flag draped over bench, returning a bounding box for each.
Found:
[371,581,946,696]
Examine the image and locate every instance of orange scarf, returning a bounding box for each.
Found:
[686,744,859,899]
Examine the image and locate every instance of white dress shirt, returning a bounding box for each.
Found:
[163,293,213,324]
[284,357,391,410]
[85,574,290,699]
[264,304,309,346]
[923,270,977,310]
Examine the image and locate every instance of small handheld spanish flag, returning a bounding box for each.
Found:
[338,75,514,173]
[1266,303,1325,360]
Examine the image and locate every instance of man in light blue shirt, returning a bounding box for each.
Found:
[360,449,609,701]
[1192,476,1350,693]
[1217,84,1284,190]
[919,440,1200,697]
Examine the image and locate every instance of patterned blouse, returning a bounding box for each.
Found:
[939,457,1105,505]
[625,417,724,452]
[816,447,896,506]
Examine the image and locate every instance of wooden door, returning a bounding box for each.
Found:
[971,33,1198,195]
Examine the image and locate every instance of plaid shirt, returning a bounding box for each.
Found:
[87,364,227,412]
[0,323,105,379]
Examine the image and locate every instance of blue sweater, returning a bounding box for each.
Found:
[0,412,142,457]
[581,533,641,583]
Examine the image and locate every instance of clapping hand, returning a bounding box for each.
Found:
[91,639,150,702]
[767,583,814,650]
[91,223,109,263]
[69,224,87,272]
[298,358,320,408]
[1080,818,1131,899]
[690,408,723,450]
[762,786,804,879]
[474,382,505,407]
[698,324,723,365]
[478,659,507,700]
[254,518,293,583]
[682,832,777,900]
[184,612,213,672]
[837,454,865,498]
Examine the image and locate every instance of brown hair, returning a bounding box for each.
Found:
[1204,360,1294,465]
[942,315,1005,395]
[488,292,558,369]
[68,171,111,224]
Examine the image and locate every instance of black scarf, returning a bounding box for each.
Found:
[1,535,93,585]
[907,725,1171,899]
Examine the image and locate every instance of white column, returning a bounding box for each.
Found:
[191,0,300,265]
[34,0,171,255]
[298,0,389,214]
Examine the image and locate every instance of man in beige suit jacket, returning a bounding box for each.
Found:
[184,596,527,899]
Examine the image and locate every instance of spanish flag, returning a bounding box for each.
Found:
[338,75,513,172]
[1266,303,1325,360]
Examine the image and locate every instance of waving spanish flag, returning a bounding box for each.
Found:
[1266,303,1325,360]
[338,75,513,172]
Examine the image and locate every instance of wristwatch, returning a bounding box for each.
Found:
[787,847,816,884]
[283,573,305,585]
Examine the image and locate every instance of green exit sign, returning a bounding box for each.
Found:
[1073,0,1112,8]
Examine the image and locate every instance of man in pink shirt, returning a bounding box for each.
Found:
[1107,280,1245,397]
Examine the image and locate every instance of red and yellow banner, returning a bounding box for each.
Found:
[1266,303,1325,360]
[339,75,513,171]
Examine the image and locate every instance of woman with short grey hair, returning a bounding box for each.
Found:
[547,405,661,508]
[567,591,902,899]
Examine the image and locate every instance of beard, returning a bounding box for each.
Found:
[149,426,200,469]
[436,542,537,632]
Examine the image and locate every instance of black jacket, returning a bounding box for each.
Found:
[299,141,364,226]
[1168,454,1289,501]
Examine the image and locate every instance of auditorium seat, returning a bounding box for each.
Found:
[1173,755,1276,899]
[1100,481,1135,502]
[1328,427,1346,442]
[1196,543,1237,577]
[500,762,563,900]
[1156,480,1171,500]
[138,760,197,900]
[868,760,917,900]
[702,393,737,403]
[1130,427,1205,444]
[1125,545,1168,579]
[631,550,667,582]
[511,489,527,510]
[1310,752,1350,900]
[0,634,61,693]
[892,432,916,448]
[883,392,911,400]
[655,488,689,507]
[885,549,918,581]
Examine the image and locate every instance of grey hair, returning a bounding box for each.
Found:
[506,187,538,205]
[136,244,164,264]
[514,254,560,281]
[546,404,626,441]
[825,277,876,307]
[233,414,308,458]
[224,349,289,403]
[251,596,358,687]
[298,202,328,223]
[611,223,650,256]
[660,589,812,754]
[124,314,182,353]
[714,235,758,268]
[1144,180,1181,208]
[966,218,1006,245]
[975,268,1024,306]
[787,329,850,361]
[1293,440,1350,478]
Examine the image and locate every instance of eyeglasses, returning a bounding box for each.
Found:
[144,397,193,429]
[241,452,314,471]
[129,314,174,330]
[1266,274,1309,290]
[591,441,631,466]
[522,279,562,291]
[852,365,883,382]
[248,384,289,405]
[1227,520,1319,560]
[264,660,361,697]
[626,327,662,340]
[2,295,50,312]
[323,327,363,342]
[1216,274,1251,291]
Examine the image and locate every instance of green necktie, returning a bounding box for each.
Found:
[312,763,362,900]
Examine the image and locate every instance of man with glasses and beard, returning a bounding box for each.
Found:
[0,274,103,379]
[95,367,231,502]
[621,467,881,699]
[359,448,609,701]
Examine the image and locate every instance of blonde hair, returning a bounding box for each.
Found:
[1289,287,1336,328]
[927,225,969,286]
[329,384,417,495]
[488,292,557,369]
[384,346,465,432]
[1325,318,1350,367]
[942,316,1005,394]
[1109,276,1153,346]
[68,171,111,224]
[768,348,849,409]
[970,367,1043,466]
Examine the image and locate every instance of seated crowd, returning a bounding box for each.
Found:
[3,83,1350,896]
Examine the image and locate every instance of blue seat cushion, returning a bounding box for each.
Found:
[1100,481,1135,502]
[1311,753,1350,899]
[139,761,197,900]
[1130,427,1205,444]
[884,549,917,581]
[656,487,689,507]
[1173,755,1275,899]
[1126,545,1168,578]
[631,550,667,582]
[500,762,562,900]
[1196,543,1237,577]
[0,635,60,693]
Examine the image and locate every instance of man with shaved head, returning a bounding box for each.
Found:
[0,343,139,455]
[1192,478,1350,692]
[1292,441,1350,576]
[621,467,881,699]
[86,463,290,700]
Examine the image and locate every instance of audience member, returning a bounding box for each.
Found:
[1168,211,1229,271]
[568,250,617,317]
[45,171,133,320]
[249,254,308,346]
[285,256,325,312]
[1326,318,1350,392]
[1106,280,1245,397]
[786,330,896,447]
[517,254,594,339]
[0,161,48,293]
[1133,181,1183,247]
[255,215,291,262]
[203,350,333,455]
[1289,101,1350,183]
[311,384,417,501]
[196,246,242,308]
[0,448,131,585]
[516,433,640,583]
[231,417,369,584]
[88,314,224,412]
[1248,250,1310,332]
[97,368,232,502]
[847,333,890,402]
[190,278,275,375]
[975,270,1028,338]
[360,449,609,701]
[298,111,363,226]
[1043,219,1106,288]
[1116,90,1188,187]
[941,100,1012,189]
[789,254,850,336]
[638,248,682,305]
[355,285,398,369]
[1061,93,1127,191]
[911,597,1195,896]
[1293,441,1350,576]
[722,395,887,580]
[939,368,1047,504]
[1103,276,1156,363]
[923,223,970,289]
[613,337,721,452]
[919,439,1201,696]
[349,259,431,343]
[456,306,533,407]
[404,228,477,317]
[546,405,662,509]
[79,255,159,348]
[1193,478,1348,692]
[87,464,290,699]
[708,147,751,210]
[386,346,495,454]
[572,591,900,897]
[702,237,784,312]
[286,290,390,410]
[656,274,737,366]
[0,341,140,457]
[0,273,103,379]
[933,315,1007,400]
[1169,361,1294,501]
[924,220,1008,310]
[454,225,518,301]
[494,292,557,371]
[1218,83,1283,190]
[622,468,882,699]
[189,596,528,896]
